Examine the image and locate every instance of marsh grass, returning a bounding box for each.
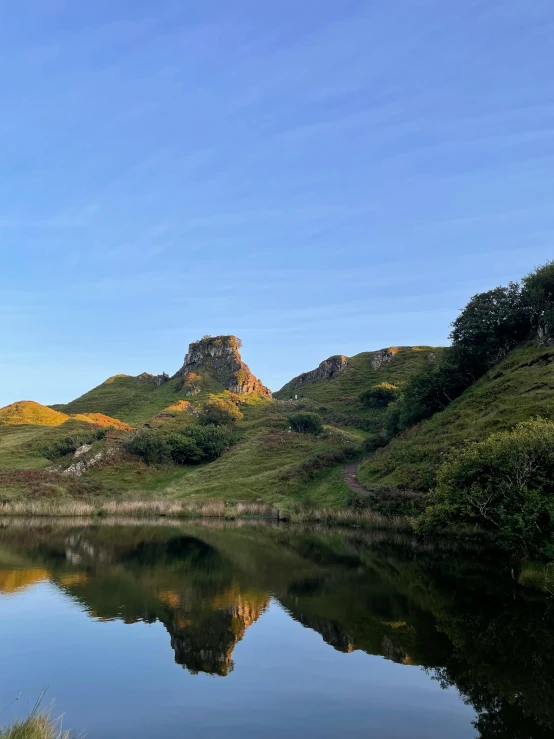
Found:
[0,498,413,531]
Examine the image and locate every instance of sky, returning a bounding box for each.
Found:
[1,0,553,406]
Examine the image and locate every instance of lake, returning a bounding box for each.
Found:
[0,519,552,738]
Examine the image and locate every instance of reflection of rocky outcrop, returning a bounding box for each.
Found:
[1,522,554,737]
[292,611,354,653]
[175,336,271,397]
[167,592,269,676]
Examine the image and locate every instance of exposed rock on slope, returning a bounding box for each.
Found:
[286,355,348,390]
[275,346,444,408]
[175,336,271,397]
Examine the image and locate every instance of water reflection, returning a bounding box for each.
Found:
[0,520,552,737]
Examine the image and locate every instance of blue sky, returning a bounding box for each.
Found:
[1,0,553,406]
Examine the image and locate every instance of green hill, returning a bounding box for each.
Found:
[275,346,444,416]
[357,342,554,494]
[55,375,187,426]
[55,335,271,426]
[0,401,73,427]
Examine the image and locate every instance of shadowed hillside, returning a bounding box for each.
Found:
[358,342,554,494]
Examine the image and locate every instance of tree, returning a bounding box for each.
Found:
[450,283,529,371]
[521,260,554,338]
[199,398,243,426]
[288,412,323,435]
[417,418,554,557]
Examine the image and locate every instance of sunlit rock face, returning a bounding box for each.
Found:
[175,336,271,397]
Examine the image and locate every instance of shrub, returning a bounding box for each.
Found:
[36,429,107,461]
[165,434,203,464]
[199,397,243,426]
[360,382,399,408]
[182,425,235,460]
[125,431,172,465]
[125,425,235,466]
[417,418,554,558]
[288,412,323,435]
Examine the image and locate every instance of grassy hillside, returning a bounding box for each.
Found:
[0,401,71,427]
[53,375,186,425]
[85,399,359,507]
[275,347,444,417]
[0,345,447,508]
[358,342,554,494]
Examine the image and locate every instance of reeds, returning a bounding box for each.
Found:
[0,714,69,739]
[0,498,413,531]
[0,691,69,739]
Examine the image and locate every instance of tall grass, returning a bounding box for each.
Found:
[0,497,413,531]
[0,714,69,739]
[0,692,69,739]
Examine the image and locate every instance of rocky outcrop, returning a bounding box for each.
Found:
[137,372,169,387]
[175,336,271,397]
[370,349,394,370]
[287,355,348,390]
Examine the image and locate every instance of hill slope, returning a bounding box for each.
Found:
[275,347,444,417]
[0,401,70,427]
[357,342,554,494]
[56,335,270,425]
[0,401,131,430]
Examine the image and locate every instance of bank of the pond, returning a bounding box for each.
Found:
[0,498,414,530]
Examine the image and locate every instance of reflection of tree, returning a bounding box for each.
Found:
[0,524,553,736]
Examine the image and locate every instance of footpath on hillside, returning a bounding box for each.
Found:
[342,459,373,497]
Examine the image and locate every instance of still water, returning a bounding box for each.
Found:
[0,519,552,738]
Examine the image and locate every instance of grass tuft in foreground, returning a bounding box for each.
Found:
[0,714,69,739]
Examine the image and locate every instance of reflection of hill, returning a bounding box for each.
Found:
[0,568,50,593]
[0,522,552,737]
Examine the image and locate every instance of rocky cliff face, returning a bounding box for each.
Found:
[175,336,271,397]
[287,355,348,390]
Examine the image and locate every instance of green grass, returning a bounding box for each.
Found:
[54,375,189,425]
[358,343,554,493]
[274,346,444,419]
[161,421,362,506]
[0,426,53,470]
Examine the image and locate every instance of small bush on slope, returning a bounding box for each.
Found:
[199,397,243,425]
[125,425,235,466]
[288,412,323,435]
[359,382,399,409]
[35,428,108,461]
[417,418,554,558]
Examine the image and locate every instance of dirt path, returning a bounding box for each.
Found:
[342,459,373,497]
